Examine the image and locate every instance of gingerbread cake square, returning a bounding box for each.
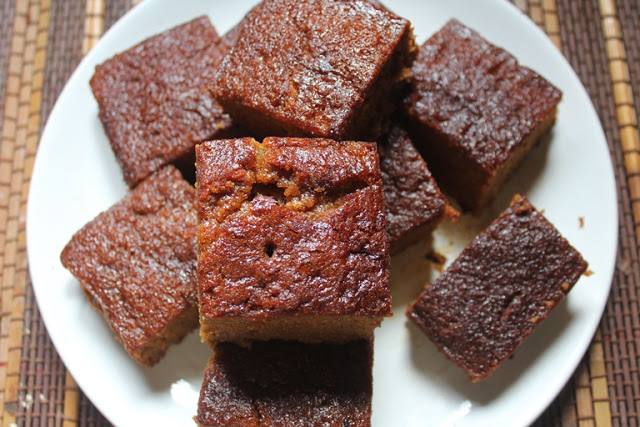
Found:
[60,166,198,366]
[90,16,233,188]
[195,340,373,427]
[405,19,562,211]
[220,0,391,50]
[196,137,390,345]
[210,0,416,141]
[407,195,588,381]
[379,126,454,254]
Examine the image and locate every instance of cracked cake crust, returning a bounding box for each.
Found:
[196,137,391,345]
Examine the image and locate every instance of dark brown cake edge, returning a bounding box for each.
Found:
[406,195,588,382]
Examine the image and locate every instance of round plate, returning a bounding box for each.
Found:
[27,0,618,426]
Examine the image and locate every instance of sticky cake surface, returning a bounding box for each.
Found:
[379,126,450,253]
[90,16,233,187]
[405,19,562,210]
[60,166,198,366]
[195,340,372,427]
[211,0,415,140]
[196,137,390,344]
[407,195,587,381]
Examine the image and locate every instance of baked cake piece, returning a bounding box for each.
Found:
[90,16,233,188]
[221,0,391,50]
[195,340,373,427]
[379,126,455,254]
[60,166,198,366]
[407,195,588,382]
[196,137,390,345]
[405,19,562,212]
[210,0,416,141]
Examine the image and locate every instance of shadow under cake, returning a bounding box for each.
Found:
[195,340,373,427]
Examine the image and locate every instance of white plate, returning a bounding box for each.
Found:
[27,0,618,426]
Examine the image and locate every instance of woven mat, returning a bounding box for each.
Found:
[1,0,638,425]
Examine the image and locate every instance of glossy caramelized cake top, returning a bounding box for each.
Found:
[60,166,198,357]
[196,137,391,319]
[406,19,562,173]
[211,0,412,138]
[90,16,232,187]
[407,195,587,381]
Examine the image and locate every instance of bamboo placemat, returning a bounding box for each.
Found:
[1,0,638,426]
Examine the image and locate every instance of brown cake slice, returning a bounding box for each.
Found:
[405,19,562,212]
[60,166,198,366]
[90,16,234,187]
[379,126,455,254]
[210,0,416,141]
[196,137,390,345]
[407,195,588,381]
[195,340,373,427]
[220,0,391,50]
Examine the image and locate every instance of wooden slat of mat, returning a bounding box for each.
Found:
[19,284,72,427]
[600,0,640,245]
[614,0,640,421]
[104,0,134,32]
[82,0,104,55]
[514,0,562,50]
[0,3,17,425]
[589,331,613,426]
[0,1,18,142]
[6,0,88,426]
[0,0,51,425]
[554,0,640,426]
[598,0,640,424]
